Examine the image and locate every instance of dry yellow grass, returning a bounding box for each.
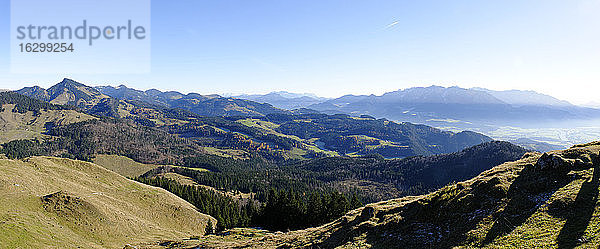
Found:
[0,156,215,248]
[93,154,160,178]
[93,155,209,179]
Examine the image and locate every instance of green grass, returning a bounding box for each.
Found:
[236,118,340,159]
[201,146,250,160]
[237,118,280,130]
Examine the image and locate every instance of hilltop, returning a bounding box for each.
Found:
[140,142,600,248]
[0,156,215,248]
[16,79,124,117]
[0,91,96,143]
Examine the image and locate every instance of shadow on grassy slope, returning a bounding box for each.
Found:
[555,162,600,248]
[482,166,572,244]
[313,177,510,248]
[286,149,600,248]
[484,150,599,246]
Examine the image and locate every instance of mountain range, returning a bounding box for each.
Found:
[471,87,573,107]
[19,80,596,129]
[11,79,494,159]
[17,79,288,118]
[233,91,329,110]
[308,85,600,125]
[583,101,600,109]
[4,78,600,248]
[15,79,600,151]
[238,85,577,110]
[96,84,289,117]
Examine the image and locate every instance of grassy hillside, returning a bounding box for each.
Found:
[93,154,209,179]
[139,142,600,248]
[93,154,161,178]
[0,104,95,144]
[0,91,96,143]
[0,156,215,248]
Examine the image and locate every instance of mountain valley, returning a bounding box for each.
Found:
[1,79,599,248]
[138,142,600,248]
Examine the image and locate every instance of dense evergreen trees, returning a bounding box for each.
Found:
[135,177,256,230]
[257,189,362,231]
[135,176,361,231]
[0,92,74,113]
[44,118,207,164]
[0,139,47,159]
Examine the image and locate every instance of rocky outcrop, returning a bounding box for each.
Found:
[534,148,598,172]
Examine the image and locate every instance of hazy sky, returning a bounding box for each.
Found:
[0,0,599,105]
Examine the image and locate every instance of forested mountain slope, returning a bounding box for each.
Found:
[96,84,289,117]
[0,92,96,143]
[11,82,495,159]
[136,141,528,225]
[16,78,126,118]
[141,142,600,248]
[289,141,528,201]
[258,113,493,157]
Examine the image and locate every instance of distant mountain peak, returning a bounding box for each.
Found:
[233,91,329,110]
[268,91,323,99]
[308,84,599,126]
[56,78,86,88]
[471,87,573,107]
[93,83,288,116]
[379,85,506,104]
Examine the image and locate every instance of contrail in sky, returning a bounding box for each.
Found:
[385,21,399,29]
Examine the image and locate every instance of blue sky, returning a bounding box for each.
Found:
[0,0,599,104]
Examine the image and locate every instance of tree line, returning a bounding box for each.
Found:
[135,176,362,232]
[0,91,74,114]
